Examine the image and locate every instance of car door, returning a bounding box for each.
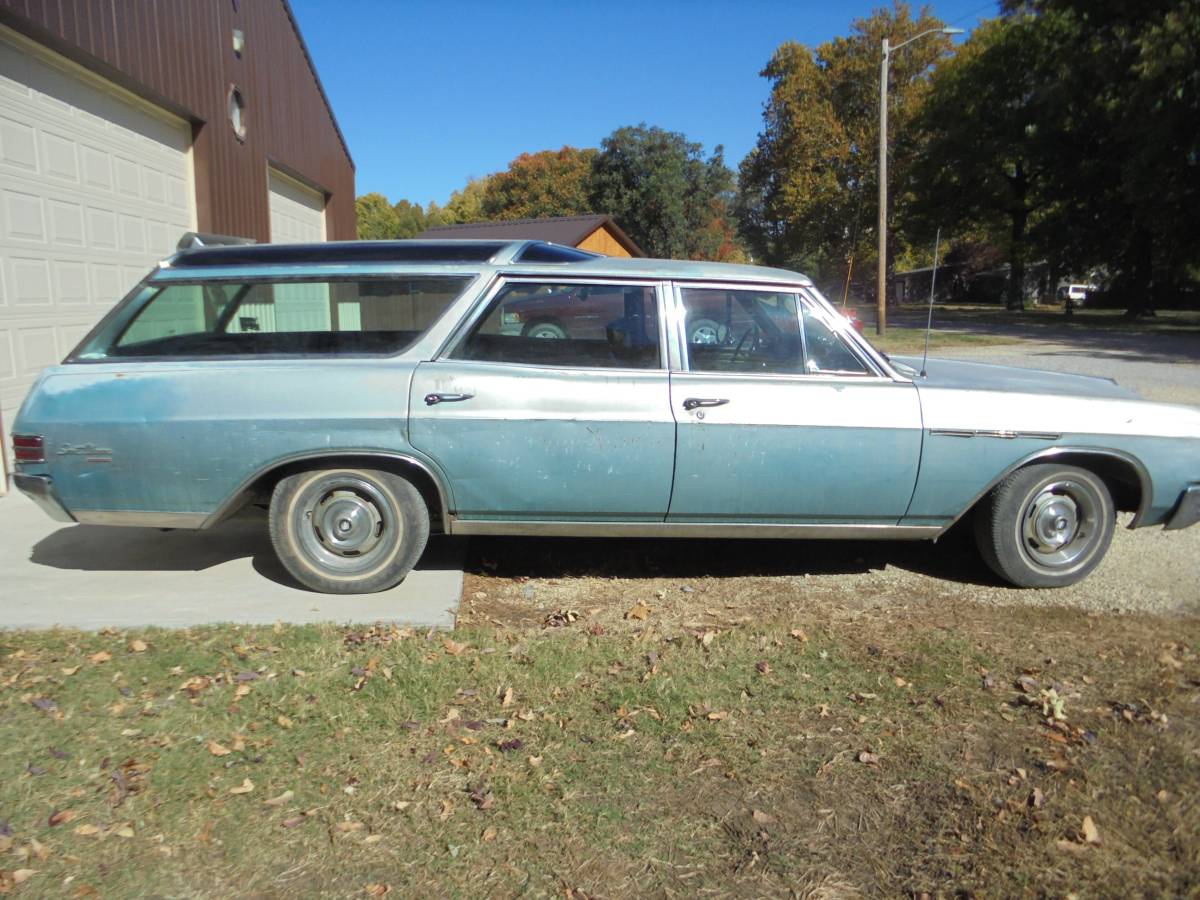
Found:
[667,283,923,526]
[408,278,676,523]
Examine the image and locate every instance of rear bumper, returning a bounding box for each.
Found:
[1165,485,1200,531]
[12,474,75,523]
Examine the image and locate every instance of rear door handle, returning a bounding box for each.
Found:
[682,397,730,411]
[424,392,474,406]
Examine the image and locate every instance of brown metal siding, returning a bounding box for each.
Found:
[0,0,355,241]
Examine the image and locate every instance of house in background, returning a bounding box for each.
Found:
[0,0,354,486]
[419,215,644,258]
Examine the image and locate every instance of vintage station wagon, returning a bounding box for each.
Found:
[11,238,1200,593]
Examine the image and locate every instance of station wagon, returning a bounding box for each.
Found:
[11,238,1200,593]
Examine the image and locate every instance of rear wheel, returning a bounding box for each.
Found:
[523,320,567,340]
[974,463,1114,588]
[269,467,429,594]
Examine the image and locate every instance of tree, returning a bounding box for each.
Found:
[482,148,597,220]
[355,192,402,239]
[905,17,1057,309]
[589,124,740,260]
[737,3,952,288]
[443,176,494,225]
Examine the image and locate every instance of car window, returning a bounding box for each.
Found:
[800,307,869,375]
[75,277,472,359]
[681,288,869,376]
[448,282,661,370]
[681,288,806,374]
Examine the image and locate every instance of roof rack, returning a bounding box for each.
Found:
[176,232,257,250]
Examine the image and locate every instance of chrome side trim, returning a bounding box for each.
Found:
[447,518,941,540]
[929,429,1063,441]
[938,445,1154,531]
[202,450,453,531]
[74,510,207,528]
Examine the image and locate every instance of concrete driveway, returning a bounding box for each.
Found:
[0,490,464,630]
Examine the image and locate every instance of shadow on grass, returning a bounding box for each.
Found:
[464,519,998,587]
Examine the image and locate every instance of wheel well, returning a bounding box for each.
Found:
[1012,452,1144,516]
[218,455,448,533]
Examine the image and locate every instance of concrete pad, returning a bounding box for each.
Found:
[0,490,464,630]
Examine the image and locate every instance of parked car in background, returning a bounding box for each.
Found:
[1057,283,1098,307]
[11,240,1200,594]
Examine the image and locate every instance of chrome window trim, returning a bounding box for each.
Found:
[668,280,888,379]
[434,275,672,372]
[800,285,911,382]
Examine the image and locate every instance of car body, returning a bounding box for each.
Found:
[10,239,1200,593]
[1057,283,1097,306]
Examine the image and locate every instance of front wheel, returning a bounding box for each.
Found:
[974,463,1115,588]
[269,467,429,594]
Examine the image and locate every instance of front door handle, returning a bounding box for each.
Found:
[424,392,474,406]
[682,397,730,411]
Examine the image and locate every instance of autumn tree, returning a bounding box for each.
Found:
[482,148,597,220]
[443,176,495,225]
[355,193,402,239]
[589,124,739,260]
[737,3,952,288]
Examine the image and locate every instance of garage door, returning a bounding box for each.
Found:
[268,168,326,244]
[0,28,196,430]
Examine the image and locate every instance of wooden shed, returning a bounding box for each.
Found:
[419,215,643,258]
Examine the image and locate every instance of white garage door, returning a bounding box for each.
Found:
[268,168,326,244]
[0,28,196,429]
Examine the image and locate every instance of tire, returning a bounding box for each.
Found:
[974,463,1115,588]
[687,317,724,346]
[268,467,429,594]
[523,320,568,340]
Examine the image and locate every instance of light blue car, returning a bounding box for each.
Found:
[11,238,1200,593]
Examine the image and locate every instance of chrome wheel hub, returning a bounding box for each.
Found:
[1021,480,1097,569]
[312,489,383,556]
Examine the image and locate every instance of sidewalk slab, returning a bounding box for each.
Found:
[0,490,463,630]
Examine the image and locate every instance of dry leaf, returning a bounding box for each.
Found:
[1029,787,1046,809]
[756,661,771,675]
[706,710,729,721]
[335,821,364,833]
[499,687,514,708]
[60,666,81,676]
[625,604,651,621]
[276,715,294,730]
[234,684,251,699]
[89,651,112,664]
[48,809,76,827]
[281,816,305,828]
[751,809,776,825]
[207,740,232,757]
[29,838,49,861]
[129,639,148,653]
[114,825,134,838]
[857,751,880,766]
[1082,815,1101,845]
[12,869,36,885]
[789,629,809,642]
[482,826,498,842]
[442,638,468,656]
[229,778,254,795]
[264,790,294,807]
[73,824,101,837]
[364,885,391,897]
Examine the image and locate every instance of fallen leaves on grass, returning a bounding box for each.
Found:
[543,609,580,627]
[499,687,514,708]
[364,885,391,897]
[857,751,880,766]
[207,740,232,757]
[263,790,294,808]
[625,604,651,621]
[129,639,148,653]
[229,778,254,795]
[442,638,469,657]
[89,651,112,665]
[48,809,76,827]
[1082,815,1101,845]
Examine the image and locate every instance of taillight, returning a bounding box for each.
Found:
[12,434,45,463]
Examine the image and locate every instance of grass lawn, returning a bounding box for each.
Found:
[1,599,1197,897]
[864,327,1019,355]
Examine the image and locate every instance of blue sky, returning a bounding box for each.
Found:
[290,0,998,207]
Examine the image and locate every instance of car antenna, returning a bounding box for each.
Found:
[919,227,941,378]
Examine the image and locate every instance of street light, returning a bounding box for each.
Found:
[876,26,963,335]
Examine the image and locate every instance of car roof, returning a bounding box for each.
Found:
[162,239,814,287]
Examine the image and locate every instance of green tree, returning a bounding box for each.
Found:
[443,176,494,225]
[355,192,402,239]
[589,124,739,260]
[738,3,952,287]
[482,148,597,220]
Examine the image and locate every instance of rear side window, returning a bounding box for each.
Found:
[449,281,661,369]
[73,277,471,359]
